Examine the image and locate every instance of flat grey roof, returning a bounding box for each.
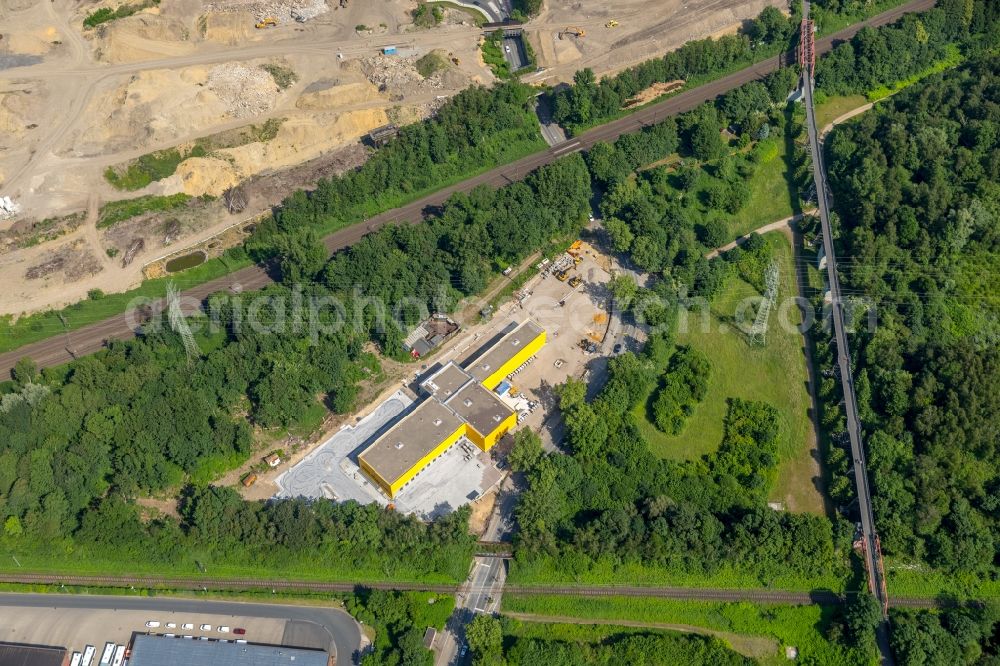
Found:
[127,635,327,666]
[465,320,544,383]
[420,362,473,399]
[0,643,66,666]
[445,382,514,438]
[359,399,465,484]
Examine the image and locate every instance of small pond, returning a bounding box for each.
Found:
[165,250,207,273]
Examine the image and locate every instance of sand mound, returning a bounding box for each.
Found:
[95,13,195,63]
[201,11,256,44]
[168,108,386,197]
[174,156,240,196]
[208,63,281,118]
[225,110,387,175]
[295,81,382,110]
[0,88,41,149]
[72,69,230,157]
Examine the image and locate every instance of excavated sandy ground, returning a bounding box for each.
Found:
[0,0,789,317]
[528,0,787,82]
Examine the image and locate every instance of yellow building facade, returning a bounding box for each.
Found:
[359,320,545,499]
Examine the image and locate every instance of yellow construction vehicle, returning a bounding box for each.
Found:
[606,20,619,28]
[569,276,583,288]
[556,270,569,282]
[255,17,278,29]
[560,27,585,39]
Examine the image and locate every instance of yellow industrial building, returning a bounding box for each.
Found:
[358,320,545,498]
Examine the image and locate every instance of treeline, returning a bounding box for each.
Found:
[346,589,454,665]
[649,345,710,435]
[246,81,542,257]
[464,614,750,666]
[816,0,1000,95]
[513,339,844,584]
[824,55,1000,577]
[550,6,797,133]
[77,488,475,580]
[889,605,1000,665]
[504,627,750,666]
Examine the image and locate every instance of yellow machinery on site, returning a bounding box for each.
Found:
[560,26,585,39]
[255,17,278,29]
[606,20,619,28]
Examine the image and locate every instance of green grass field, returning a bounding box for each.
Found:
[886,558,1000,601]
[507,553,846,592]
[501,594,875,665]
[635,232,823,514]
[726,138,797,238]
[813,93,869,133]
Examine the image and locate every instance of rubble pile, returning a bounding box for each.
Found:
[204,0,330,22]
[207,63,279,118]
[0,196,21,221]
[357,55,445,93]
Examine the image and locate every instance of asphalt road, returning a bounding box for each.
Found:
[0,593,361,665]
[0,0,936,379]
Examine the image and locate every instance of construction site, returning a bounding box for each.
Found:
[0,0,784,319]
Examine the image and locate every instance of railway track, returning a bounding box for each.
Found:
[0,572,940,608]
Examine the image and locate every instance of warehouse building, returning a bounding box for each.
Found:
[0,642,68,666]
[466,320,546,389]
[125,635,327,666]
[358,320,544,498]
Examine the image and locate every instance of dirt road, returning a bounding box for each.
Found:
[0,0,937,377]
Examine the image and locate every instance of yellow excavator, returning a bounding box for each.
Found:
[255,17,278,29]
[560,26,585,39]
[606,20,619,28]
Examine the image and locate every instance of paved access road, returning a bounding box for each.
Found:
[0,0,936,379]
[0,593,361,664]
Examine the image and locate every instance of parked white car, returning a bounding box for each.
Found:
[166,623,177,629]
[181,623,194,630]
[145,621,160,628]
[200,624,212,631]
[218,626,230,633]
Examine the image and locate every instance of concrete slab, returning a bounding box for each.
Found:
[0,607,284,658]
[392,439,503,520]
[274,391,413,505]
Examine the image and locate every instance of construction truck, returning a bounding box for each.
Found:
[556,270,569,282]
[606,20,619,28]
[569,275,582,288]
[559,27,585,39]
[255,17,277,29]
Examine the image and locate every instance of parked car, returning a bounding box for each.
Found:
[165,623,177,629]
[200,624,212,631]
[181,624,194,630]
[233,628,247,635]
[145,621,160,628]
[218,626,230,633]
[613,343,623,354]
